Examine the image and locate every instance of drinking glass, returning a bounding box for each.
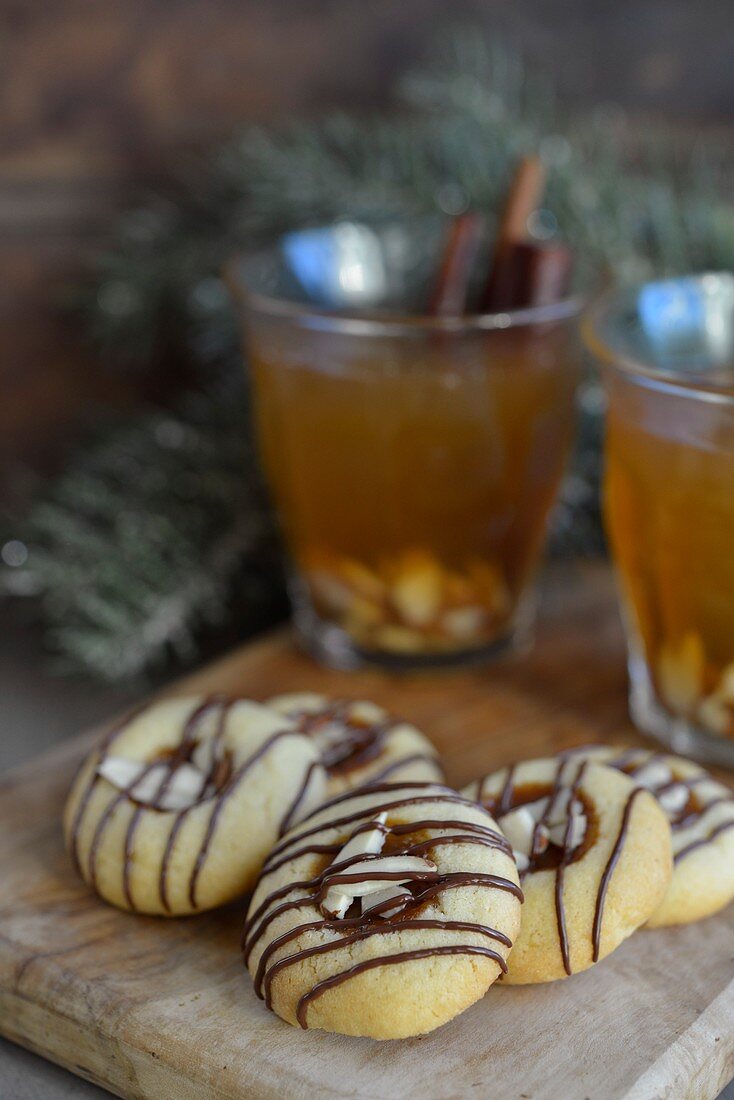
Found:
[228,220,583,669]
[585,273,734,767]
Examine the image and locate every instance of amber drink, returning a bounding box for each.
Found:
[229,221,582,668]
[586,273,734,766]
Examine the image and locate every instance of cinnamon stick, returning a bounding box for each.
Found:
[482,155,556,312]
[494,155,547,247]
[428,211,485,317]
[483,239,574,312]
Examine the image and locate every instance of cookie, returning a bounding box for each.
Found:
[265,693,444,796]
[242,781,522,1039]
[562,745,734,927]
[463,758,672,983]
[64,695,326,915]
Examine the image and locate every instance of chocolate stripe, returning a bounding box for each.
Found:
[265,789,491,865]
[68,702,149,873]
[554,762,587,975]
[260,919,510,1005]
[356,752,444,787]
[187,727,296,909]
[125,696,225,911]
[295,945,506,1028]
[592,787,645,961]
[674,818,734,863]
[278,761,322,837]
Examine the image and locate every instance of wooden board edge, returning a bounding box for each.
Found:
[0,985,276,1100]
[624,982,734,1100]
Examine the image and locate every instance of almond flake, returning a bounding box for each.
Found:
[547,808,586,850]
[128,765,171,804]
[324,854,437,899]
[98,757,148,790]
[361,884,412,919]
[320,813,388,919]
[514,851,530,873]
[497,806,536,858]
[656,783,689,816]
[155,763,208,810]
[98,755,207,810]
[633,760,673,790]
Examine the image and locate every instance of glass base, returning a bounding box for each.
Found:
[628,651,734,769]
[291,596,534,673]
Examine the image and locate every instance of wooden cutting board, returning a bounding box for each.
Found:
[1,563,733,1100]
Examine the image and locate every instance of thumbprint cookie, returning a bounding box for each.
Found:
[265,693,444,796]
[562,745,734,927]
[64,695,326,915]
[463,758,672,983]
[242,782,522,1039]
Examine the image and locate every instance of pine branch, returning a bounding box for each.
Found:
[7,29,734,680]
[1,373,281,680]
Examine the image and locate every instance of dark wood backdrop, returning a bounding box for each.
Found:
[3,0,734,465]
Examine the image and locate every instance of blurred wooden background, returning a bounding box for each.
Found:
[3,0,734,466]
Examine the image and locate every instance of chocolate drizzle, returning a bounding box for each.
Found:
[674,817,734,862]
[553,763,587,975]
[497,763,517,816]
[281,698,444,784]
[242,783,522,1026]
[591,787,645,962]
[295,946,505,1029]
[261,792,511,878]
[70,695,308,913]
[480,759,599,976]
[564,745,734,865]
[68,702,149,874]
[125,696,226,910]
[277,761,322,837]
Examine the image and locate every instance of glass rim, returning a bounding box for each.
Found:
[583,277,734,406]
[224,250,586,338]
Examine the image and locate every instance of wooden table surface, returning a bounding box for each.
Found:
[1,562,733,1099]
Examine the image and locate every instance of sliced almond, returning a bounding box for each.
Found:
[717,663,734,703]
[657,633,705,716]
[441,606,487,641]
[338,558,386,605]
[372,624,429,654]
[545,786,574,827]
[698,693,732,737]
[361,884,412,919]
[656,783,690,816]
[128,764,172,804]
[320,813,388,919]
[345,595,384,633]
[389,551,443,627]
[313,721,351,753]
[307,570,354,617]
[156,763,208,811]
[191,736,217,776]
[98,756,148,791]
[323,855,437,899]
[497,806,537,858]
[547,808,586,851]
[443,570,475,607]
[532,824,551,856]
[320,894,353,921]
[267,692,325,717]
[694,778,729,803]
[633,760,673,790]
[98,755,208,810]
[467,558,511,617]
[514,850,530,873]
